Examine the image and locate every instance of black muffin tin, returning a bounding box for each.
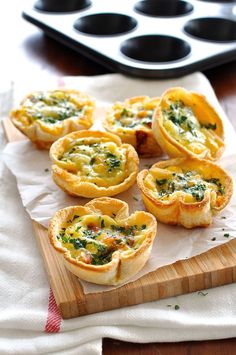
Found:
[23,0,236,78]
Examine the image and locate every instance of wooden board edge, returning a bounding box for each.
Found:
[3,117,236,319]
[34,217,236,318]
[2,117,26,142]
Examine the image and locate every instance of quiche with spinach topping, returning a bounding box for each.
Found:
[10,89,95,149]
[152,87,224,160]
[137,157,233,228]
[50,130,139,197]
[103,96,162,157]
[49,197,157,285]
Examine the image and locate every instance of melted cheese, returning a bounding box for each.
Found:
[109,98,158,131]
[59,137,127,187]
[144,165,225,203]
[163,100,221,156]
[57,214,147,265]
[15,90,89,126]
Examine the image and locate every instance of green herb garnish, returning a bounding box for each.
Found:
[90,157,96,165]
[43,117,57,124]
[71,238,87,249]
[202,123,217,130]
[156,179,167,186]
[198,291,208,296]
[121,108,133,117]
[106,153,121,171]
[205,178,225,195]
[184,183,207,202]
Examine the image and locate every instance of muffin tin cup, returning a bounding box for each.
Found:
[120,35,191,63]
[35,0,91,13]
[195,0,236,2]
[74,13,137,36]
[23,0,236,78]
[184,17,236,42]
[134,0,193,17]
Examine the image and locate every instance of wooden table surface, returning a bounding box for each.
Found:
[2,1,236,354]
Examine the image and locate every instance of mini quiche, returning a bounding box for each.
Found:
[50,130,139,198]
[49,197,157,285]
[137,157,233,229]
[152,87,225,160]
[103,96,162,157]
[10,89,95,149]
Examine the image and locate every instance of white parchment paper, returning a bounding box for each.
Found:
[3,72,236,293]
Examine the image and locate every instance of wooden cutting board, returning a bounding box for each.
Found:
[3,117,236,319]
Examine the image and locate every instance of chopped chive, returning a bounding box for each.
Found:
[224,233,229,238]
[90,157,96,165]
[202,123,217,130]
[197,291,208,296]
[156,179,167,186]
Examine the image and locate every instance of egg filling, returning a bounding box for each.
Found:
[17,90,90,126]
[109,99,158,130]
[162,100,221,156]
[59,137,127,187]
[57,215,147,265]
[144,165,225,204]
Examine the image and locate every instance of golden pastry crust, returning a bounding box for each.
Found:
[10,89,95,149]
[48,197,157,285]
[152,87,225,160]
[50,130,139,198]
[137,157,233,229]
[103,96,163,157]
